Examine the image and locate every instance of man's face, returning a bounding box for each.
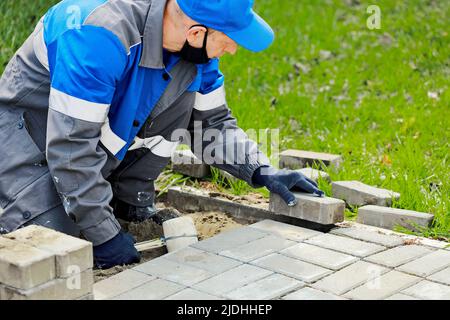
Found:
[205,30,238,58]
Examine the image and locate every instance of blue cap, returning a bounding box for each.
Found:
[176,0,275,52]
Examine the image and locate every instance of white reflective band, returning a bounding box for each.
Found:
[100,119,127,155]
[194,85,226,111]
[128,135,179,157]
[33,21,49,71]
[49,88,110,123]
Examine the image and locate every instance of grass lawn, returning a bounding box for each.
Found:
[1,0,448,241]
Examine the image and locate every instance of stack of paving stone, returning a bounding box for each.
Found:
[0,225,93,300]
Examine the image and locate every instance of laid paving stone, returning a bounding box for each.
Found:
[252,253,332,283]
[269,192,345,225]
[282,287,346,300]
[165,288,223,300]
[281,243,359,270]
[93,269,156,300]
[225,274,303,300]
[192,264,273,296]
[401,280,450,300]
[4,225,93,278]
[312,261,389,295]
[357,205,434,231]
[365,245,434,268]
[279,149,343,169]
[133,257,213,286]
[331,181,400,207]
[330,226,404,248]
[297,168,331,183]
[397,249,450,277]
[219,235,296,262]
[112,279,185,300]
[0,237,55,290]
[385,293,419,300]
[305,233,385,257]
[427,267,450,286]
[171,149,210,178]
[192,226,269,253]
[343,270,421,300]
[249,220,322,241]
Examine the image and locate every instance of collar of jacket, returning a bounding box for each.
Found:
[139,0,168,69]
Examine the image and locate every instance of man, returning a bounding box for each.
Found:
[0,0,323,269]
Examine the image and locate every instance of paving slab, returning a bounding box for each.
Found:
[225,274,303,300]
[385,293,419,300]
[297,168,331,183]
[427,267,450,286]
[192,264,273,297]
[343,270,421,300]
[165,288,223,300]
[282,287,346,300]
[312,261,389,295]
[281,243,359,270]
[305,233,386,257]
[330,226,404,248]
[249,219,322,241]
[331,181,400,207]
[364,245,433,268]
[397,249,450,277]
[279,149,342,169]
[252,253,332,283]
[112,279,185,300]
[401,280,450,300]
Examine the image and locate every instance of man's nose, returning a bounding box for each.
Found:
[226,42,238,55]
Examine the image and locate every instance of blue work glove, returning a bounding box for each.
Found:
[252,166,325,206]
[93,231,141,269]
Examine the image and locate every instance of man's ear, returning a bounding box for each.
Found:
[185,25,207,48]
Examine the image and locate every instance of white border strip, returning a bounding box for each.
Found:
[33,21,50,72]
[129,135,179,157]
[100,119,127,155]
[194,85,226,111]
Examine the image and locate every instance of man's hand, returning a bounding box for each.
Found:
[93,231,141,269]
[252,166,325,206]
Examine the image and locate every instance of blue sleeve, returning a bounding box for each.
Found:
[198,58,225,95]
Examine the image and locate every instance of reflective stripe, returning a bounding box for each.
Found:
[100,119,127,155]
[49,88,110,123]
[128,135,179,157]
[33,21,49,71]
[194,85,226,111]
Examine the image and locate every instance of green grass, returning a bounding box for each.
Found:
[1,0,448,240]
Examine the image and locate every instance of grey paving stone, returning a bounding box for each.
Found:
[401,280,450,300]
[365,245,433,268]
[112,279,185,300]
[427,267,450,286]
[312,261,389,295]
[280,243,359,270]
[219,235,296,262]
[330,226,404,248]
[385,293,419,300]
[249,220,322,241]
[165,288,223,300]
[133,257,213,286]
[331,181,400,207]
[269,192,345,225]
[279,149,343,169]
[357,205,434,231]
[252,253,332,283]
[297,168,331,183]
[343,270,421,300]
[225,274,304,300]
[93,269,156,300]
[171,149,210,178]
[192,264,273,296]
[282,287,346,300]
[397,250,450,277]
[164,247,242,274]
[305,233,385,257]
[191,226,269,253]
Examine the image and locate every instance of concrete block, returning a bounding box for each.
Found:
[427,267,450,286]
[165,288,223,300]
[279,149,343,169]
[171,149,210,178]
[281,243,359,270]
[330,226,404,248]
[312,261,389,295]
[331,181,400,207]
[297,168,331,183]
[343,270,421,300]
[305,233,385,257]
[401,280,450,300]
[4,225,93,278]
[252,253,332,283]
[397,249,450,277]
[249,219,322,241]
[357,205,434,231]
[0,237,55,290]
[385,293,419,300]
[269,192,345,225]
[225,274,303,300]
[192,264,273,296]
[113,279,185,300]
[219,235,296,262]
[365,245,433,268]
[162,216,198,253]
[282,287,346,300]
[93,269,156,300]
